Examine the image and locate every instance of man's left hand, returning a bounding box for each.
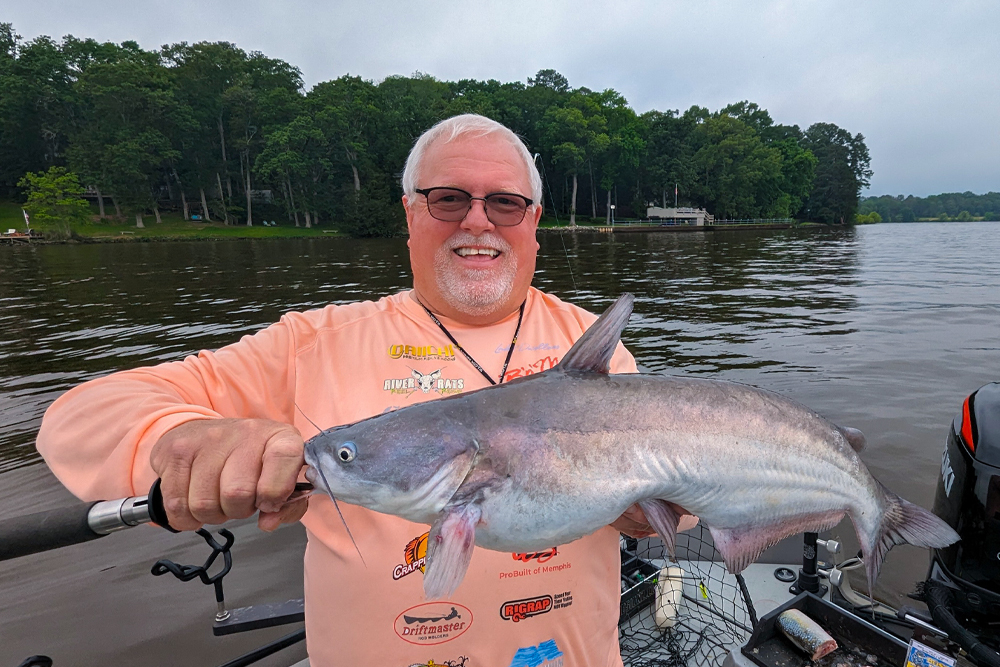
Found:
[611,502,699,538]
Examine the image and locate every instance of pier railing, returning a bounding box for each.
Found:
[599,218,794,227]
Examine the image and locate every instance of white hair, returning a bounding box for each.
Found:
[401,114,543,206]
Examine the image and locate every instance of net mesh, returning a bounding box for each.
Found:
[619,525,756,667]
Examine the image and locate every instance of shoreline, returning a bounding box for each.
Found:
[4,221,815,245]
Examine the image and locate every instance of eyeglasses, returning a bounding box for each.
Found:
[414,187,533,227]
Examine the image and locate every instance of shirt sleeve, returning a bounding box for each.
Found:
[35,317,299,501]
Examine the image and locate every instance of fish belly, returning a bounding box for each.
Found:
[472,484,634,552]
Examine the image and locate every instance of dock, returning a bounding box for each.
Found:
[595,221,794,233]
[1,231,35,245]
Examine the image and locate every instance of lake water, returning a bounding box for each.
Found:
[1,222,999,665]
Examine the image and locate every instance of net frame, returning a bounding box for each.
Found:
[620,525,758,667]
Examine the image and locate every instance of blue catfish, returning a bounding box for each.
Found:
[304,294,958,599]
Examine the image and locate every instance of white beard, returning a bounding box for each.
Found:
[433,232,518,317]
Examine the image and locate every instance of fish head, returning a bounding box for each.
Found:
[304,410,480,523]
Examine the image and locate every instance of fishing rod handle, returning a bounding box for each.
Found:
[0,481,172,563]
[0,501,104,562]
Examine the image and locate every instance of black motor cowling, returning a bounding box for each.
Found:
[930,382,1000,621]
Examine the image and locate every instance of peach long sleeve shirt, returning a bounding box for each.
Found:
[37,287,637,667]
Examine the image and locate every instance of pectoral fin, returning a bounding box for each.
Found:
[423,504,481,600]
[638,499,682,556]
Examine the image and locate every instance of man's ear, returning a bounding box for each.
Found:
[530,203,543,228]
[403,195,414,244]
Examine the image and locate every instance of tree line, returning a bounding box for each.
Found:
[860,191,1000,222]
[0,23,873,236]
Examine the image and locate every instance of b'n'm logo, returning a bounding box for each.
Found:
[393,532,429,581]
[500,595,552,622]
[394,602,473,645]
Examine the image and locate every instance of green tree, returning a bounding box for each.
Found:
[66,43,180,226]
[802,123,872,224]
[540,95,609,226]
[0,25,76,191]
[688,114,783,219]
[17,166,91,225]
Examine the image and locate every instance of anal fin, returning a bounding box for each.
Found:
[638,499,682,556]
[424,504,481,600]
[708,510,845,574]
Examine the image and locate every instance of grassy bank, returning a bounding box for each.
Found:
[1,201,346,241]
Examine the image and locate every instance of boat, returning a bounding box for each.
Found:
[3,383,1000,667]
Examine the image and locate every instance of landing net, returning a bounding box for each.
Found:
[619,525,756,667]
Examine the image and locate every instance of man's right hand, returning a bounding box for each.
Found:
[150,418,308,532]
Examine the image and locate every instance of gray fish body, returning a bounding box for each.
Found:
[441,371,876,551]
[305,294,958,599]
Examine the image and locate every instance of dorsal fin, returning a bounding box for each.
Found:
[558,294,634,373]
[838,426,867,452]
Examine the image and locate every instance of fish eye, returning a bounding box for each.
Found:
[337,442,357,463]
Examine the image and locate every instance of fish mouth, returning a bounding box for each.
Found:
[302,440,481,522]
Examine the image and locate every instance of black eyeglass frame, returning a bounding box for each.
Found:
[414,187,535,227]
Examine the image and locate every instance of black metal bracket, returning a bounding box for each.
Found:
[151,528,235,618]
[213,598,305,636]
[789,532,828,597]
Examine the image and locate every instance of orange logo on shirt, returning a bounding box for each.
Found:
[393,532,430,580]
[389,343,457,361]
[394,602,473,645]
[500,595,552,622]
[512,547,558,564]
[408,658,469,667]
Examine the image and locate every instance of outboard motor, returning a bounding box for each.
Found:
[925,382,1000,665]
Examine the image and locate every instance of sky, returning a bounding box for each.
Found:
[5,0,999,197]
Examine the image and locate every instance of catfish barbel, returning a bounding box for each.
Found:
[304,294,958,599]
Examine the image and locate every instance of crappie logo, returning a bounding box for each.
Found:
[508,639,564,667]
[393,532,429,581]
[383,369,466,396]
[389,343,457,362]
[394,602,473,645]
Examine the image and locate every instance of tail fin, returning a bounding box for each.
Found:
[862,482,959,591]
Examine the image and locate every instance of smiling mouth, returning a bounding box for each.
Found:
[454,247,500,258]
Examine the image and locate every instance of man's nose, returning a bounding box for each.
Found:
[459,199,495,234]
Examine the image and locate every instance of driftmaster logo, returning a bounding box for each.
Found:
[394,602,473,645]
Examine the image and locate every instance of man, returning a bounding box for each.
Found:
[37,114,675,666]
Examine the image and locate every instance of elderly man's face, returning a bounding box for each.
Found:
[405,133,541,324]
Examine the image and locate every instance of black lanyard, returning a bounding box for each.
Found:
[416,298,526,386]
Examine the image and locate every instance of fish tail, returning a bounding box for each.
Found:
[860,481,959,591]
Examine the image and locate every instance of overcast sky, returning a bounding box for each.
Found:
[7,0,999,197]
